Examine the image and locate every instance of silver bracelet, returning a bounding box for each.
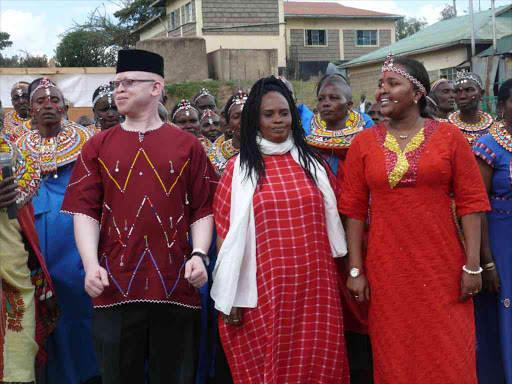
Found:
[462,265,483,275]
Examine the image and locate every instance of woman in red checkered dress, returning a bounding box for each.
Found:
[211,77,350,384]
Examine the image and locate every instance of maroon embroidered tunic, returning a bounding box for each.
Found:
[62,123,217,308]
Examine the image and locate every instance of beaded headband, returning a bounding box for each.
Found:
[93,85,114,107]
[194,88,214,103]
[455,69,483,89]
[29,77,60,103]
[227,91,248,115]
[172,99,198,121]
[431,78,449,92]
[12,82,29,97]
[426,95,438,108]
[381,53,427,95]
[200,109,219,123]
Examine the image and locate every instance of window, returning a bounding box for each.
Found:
[185,2,194,23]
[440,67,458,81]
[305,30,327,46]
[168,10,179,30]
[356,30,378,46]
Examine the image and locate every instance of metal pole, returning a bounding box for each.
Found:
[453,0,457,17]
[469,0,476,57]
[491,0,497,54]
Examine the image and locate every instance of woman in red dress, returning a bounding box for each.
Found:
[340,55,490,384]
[211,76,350,384]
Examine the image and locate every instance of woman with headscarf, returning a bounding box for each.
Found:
[211,76,349,384]
[88,84,122,133]
[472,78,512,384]
[0,134,58,383]
[450,71,497,145]
[340,55,490,383]
[15,77,100,384]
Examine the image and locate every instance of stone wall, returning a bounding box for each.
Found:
[208,48,278,81]
[136,37,208,84]
[202,0,280,35]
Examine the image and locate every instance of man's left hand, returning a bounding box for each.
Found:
[184,256,207,288]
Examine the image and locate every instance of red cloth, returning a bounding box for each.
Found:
[339,120,491,384]
[214,154,349,384]
[61,123,217,308]
[17,204,59,373]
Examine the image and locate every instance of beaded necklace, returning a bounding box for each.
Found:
[210,138,238,174]
[448,110,494,145]
[16,121,92,177]
[306,109,364,150]
[0,135,41,207]
[491,121,512,153]
[5,111,30,126]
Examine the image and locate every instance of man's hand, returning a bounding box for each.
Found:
[184,256,207,288]
[84,264,109,298]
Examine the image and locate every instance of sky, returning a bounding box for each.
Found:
[0,0,510,58]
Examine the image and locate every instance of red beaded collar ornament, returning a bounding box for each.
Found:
[194,88,214,103]
[172,99,198,121]
[227,91,248,115]
[200,109,219,124]
[381,53,427,95]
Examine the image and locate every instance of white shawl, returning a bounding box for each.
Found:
[211,135,347,315]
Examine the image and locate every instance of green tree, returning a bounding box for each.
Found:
[0,31,13,50]
[0,51,48,68]
[395,17,428,40]
[113,0,162,30]
[440,5,457,20]
[55,28,118,67]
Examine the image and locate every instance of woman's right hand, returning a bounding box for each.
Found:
[222,307,243,326]
[482,267,500,295]
[347,274,370,302]
[0,176,18,209]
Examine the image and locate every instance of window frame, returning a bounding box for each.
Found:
[168,10,179,30]
[304,29,328,47]
[356,30,378,47]
[440,67,458,81]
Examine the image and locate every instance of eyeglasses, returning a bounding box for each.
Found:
[109,79,156,89]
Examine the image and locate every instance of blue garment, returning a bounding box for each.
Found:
[33,164,99,384]
[298,104,314,136]
[473,133,512,384]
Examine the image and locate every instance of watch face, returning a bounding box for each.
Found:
[350,268,360,278]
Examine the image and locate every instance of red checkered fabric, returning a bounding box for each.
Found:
[214,154,349,384]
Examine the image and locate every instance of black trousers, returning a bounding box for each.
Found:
[93,303,200,384]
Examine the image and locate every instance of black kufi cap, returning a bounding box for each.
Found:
[116,49,164,78]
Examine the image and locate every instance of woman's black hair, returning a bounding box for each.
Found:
[497,78,512,104]
[224,91,248,124]
[392,57,431,118]
[240,76,327,185]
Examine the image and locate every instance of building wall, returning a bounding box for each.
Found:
[289,29,340,62]
[139,20,167,40]
[346,45,470,100]
[166,0,197,37]
[207,49,278,81]
[201,0,280,36]
[285,17,396,61]
[343,29,391,61]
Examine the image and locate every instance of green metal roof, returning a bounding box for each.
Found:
[478,34,512,56]
[341,5,512,68]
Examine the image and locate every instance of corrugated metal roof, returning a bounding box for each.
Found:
[283,1,401,18]
[478,34,512,57]
[341,5,512,68]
